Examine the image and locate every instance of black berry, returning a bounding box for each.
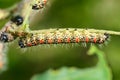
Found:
[0,33,8,42]
[11,15,23,25]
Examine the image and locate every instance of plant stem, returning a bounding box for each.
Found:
[22,0,36,31]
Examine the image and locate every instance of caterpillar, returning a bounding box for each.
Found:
[32,0,47,10]
[18,28,109,48]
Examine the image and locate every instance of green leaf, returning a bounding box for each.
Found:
[31,45,112,80]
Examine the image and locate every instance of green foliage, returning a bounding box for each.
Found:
[0,0,20,8]
[31,46,112,80]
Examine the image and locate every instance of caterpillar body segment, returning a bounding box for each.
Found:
[18,28,110,48]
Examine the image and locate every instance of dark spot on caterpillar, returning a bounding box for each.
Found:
[18,39,25,48]
[11,15,23,26]
[66,28,69,30]
[32,3,44,10]
[104,33,109,40]
[40,3,45,8]
[85,28,88,30]
[32,4,40,10]
[32,0,47,10]
[74,28,77,31]
[56,28,59,30]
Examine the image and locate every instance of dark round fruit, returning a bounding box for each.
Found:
[11,15,23,25]
[32,4,40,10]
[0,33,8,42]
[104,33,110,40]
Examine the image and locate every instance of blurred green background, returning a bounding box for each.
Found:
[0,0,120,80]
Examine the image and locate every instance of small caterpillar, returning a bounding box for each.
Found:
[18,28,109,48]
[32,0,47,10]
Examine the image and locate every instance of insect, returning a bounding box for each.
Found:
[32,0,47,10]
[17,28,110,48]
